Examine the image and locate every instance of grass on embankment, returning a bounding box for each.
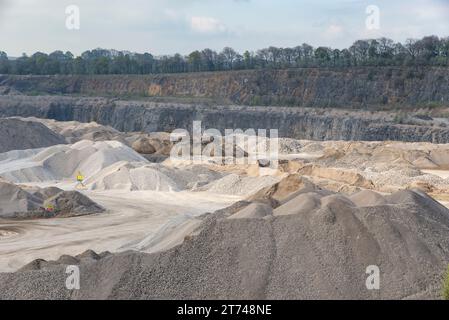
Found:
[443,265,449,300]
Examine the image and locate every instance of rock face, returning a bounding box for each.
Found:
[1,95,449,143]
[1,67,449,107]
[0,118,66,153]
[1,187,448,299]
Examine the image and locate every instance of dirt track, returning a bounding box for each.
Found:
[0,190,238,272]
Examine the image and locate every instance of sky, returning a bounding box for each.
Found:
[0,0,448,57]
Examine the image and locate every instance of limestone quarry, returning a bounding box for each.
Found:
[0,71,449,300]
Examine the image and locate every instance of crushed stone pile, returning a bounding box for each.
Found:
[9,117,126,145]
[0,118,66,153]
[247,173,319,207]
[0,140,147,184]
[0,139,227,192]
[43,191,104,217]
[0,179,104,219]
[315,141,449,170]
[153,164,225,190]
[199,173,281,197]
[129,134,173,156]
[275,140,449,197]
[2,176,448,299]
[85,161,179,192]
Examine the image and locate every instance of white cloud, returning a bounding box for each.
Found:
[190,16,227,33]
[0,0,448,56]
[325,24,344,37]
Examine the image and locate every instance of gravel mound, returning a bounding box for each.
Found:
[0,139,225,191]
[200,173,280,197]
[0,118,66,153]
[154,164,224,190]
[0,179,104,219]
[227,202,273,219]
[85,162,179,191]
[0,179,43,216]
[1,187,448,299]
[131,137,157,154]
[43,191,104,217]
[0,140,147,184]
[247,174,318,207]
[12,117,125,145]
[349,190,389,207]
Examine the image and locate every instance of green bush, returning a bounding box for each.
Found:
[443,265,449,300]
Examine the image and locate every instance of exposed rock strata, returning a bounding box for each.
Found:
[1,95,449,143]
